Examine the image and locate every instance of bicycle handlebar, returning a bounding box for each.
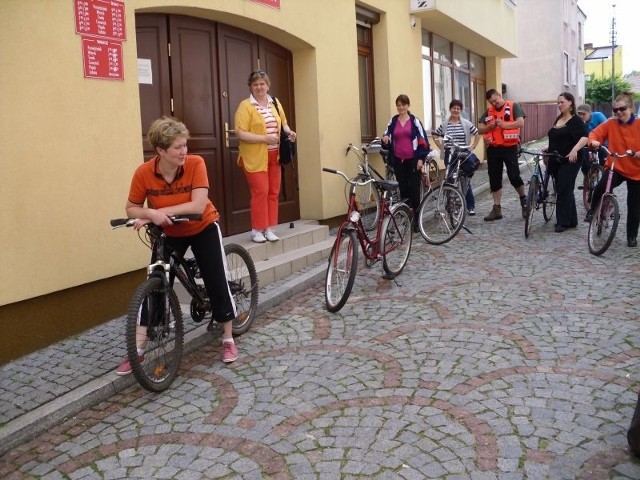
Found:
[110,214,203,228]
[431,132,472,151]
[346,137,383,156]
[517,147,562,159]
[597,145,634,158]
[322,167,375,186]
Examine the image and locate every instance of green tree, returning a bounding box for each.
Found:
[585,75,633,104]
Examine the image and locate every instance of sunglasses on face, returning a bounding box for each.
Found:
[612,106,628,113]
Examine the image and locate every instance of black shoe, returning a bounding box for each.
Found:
[628,237,637,247]
[584,211,594,223]
[555,225,566,233]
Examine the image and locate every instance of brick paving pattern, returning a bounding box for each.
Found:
[1,160,640,478]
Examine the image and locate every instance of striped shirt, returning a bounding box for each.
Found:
[433,121,478,147]
[252,99,279,151]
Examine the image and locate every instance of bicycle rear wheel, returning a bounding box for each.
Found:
[353,175,381,230]
[381,203,413,277]
[543,175,556,222]
[225,243,259,336]
[418,185,465,245]
[325,229,358,312]
[583,168,601,211]
[588,194,619,256]
[127,277,183,392]
[524,176,538,238]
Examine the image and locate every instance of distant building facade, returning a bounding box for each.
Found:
[585,44,624,81]
[502,0,586,104]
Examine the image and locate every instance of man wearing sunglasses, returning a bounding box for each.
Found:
[569,92,640,247]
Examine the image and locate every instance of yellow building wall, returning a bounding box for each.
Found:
[0,0,515,307]
[585,47,624,80]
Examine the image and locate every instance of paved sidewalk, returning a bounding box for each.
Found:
[2,142,640,478]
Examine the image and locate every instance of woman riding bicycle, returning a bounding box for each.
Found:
[569,92,640,247]
[116,116,239,375]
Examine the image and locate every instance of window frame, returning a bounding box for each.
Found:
[356,23,376,142]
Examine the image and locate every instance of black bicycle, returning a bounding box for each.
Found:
[417,134,473,245]
[519,147,560,238]
[580,147,604,212]
[111,215,258,391]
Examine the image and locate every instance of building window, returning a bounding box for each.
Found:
[356,7,379,142]
[578,22,583,50]
[563,51,570,86]
[422,30,486,128]
[571,57,577,85]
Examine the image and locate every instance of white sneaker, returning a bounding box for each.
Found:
[250,230,267,243]
[264,229,279,242]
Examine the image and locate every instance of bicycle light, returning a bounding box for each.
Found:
[350,211,361,222]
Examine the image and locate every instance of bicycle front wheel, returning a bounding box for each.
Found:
[225,243,259,336]
[588,194,619,256]
[420,158,440,198]
[524,176,538,238]
[418,185,465,245]
[543,175,557,222]
[126,277,183,392]
[381,203,413,277]
[353,175,381,230]
[325,229,358,312]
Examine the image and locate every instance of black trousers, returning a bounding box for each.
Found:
[393,159,422,212]
[486,145,524,193]
[165,222,237,323]
[549,160,581,227]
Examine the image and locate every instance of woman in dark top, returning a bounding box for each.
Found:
[546,92,588,232]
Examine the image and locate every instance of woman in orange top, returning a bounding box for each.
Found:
[570,92,640,247]
[116,116,239,375]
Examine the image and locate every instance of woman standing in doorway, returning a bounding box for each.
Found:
[234,70,296,243]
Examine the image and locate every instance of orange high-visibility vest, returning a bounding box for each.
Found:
[483,100,520,147]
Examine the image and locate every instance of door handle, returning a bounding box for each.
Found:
[224,122,235,148]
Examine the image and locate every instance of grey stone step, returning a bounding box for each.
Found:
[174,220,332,304]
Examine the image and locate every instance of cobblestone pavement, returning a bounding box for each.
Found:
[2,156,640,479]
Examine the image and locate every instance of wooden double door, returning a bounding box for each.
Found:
[135,14,299,236]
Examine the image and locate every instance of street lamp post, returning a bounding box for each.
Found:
[610,4,616,103]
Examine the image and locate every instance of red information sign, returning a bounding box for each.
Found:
[75,0,126,41]
[82,37,124,80]
[249,0,281,9]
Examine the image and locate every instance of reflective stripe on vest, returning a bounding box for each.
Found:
[483,100,520,147]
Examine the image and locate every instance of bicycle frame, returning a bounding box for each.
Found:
[520,148,556,199]
[591,146,633,205]
[145,225,209,310]
[339,180,398,260]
